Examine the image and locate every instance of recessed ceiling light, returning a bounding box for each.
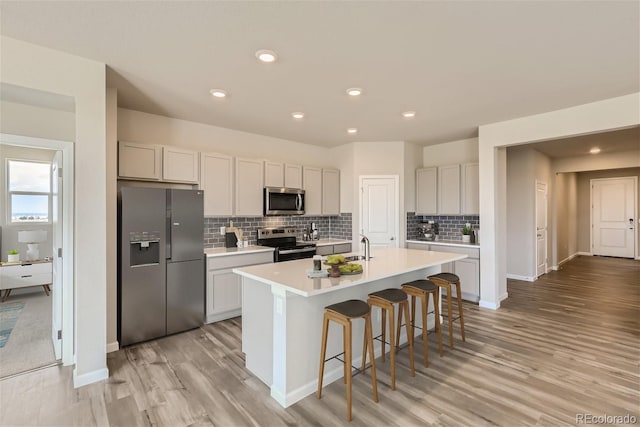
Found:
[590,147,601,154]
[347,128,358,134]
[402,111,416,118]
[210,89,227,98]
[256,49,278,63]
[346,88,363,97]
[291,112,305,119]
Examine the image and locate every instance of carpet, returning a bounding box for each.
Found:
[0,302,25,348]
[0,290,56,378]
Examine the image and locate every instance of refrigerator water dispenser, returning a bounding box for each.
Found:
[129,231,160,266]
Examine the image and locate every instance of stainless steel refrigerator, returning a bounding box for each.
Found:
[118,187,204,347]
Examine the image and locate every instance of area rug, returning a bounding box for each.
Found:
[0,302,25,348]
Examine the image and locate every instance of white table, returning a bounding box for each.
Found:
[233,247,466,408]
[0,260,52,301]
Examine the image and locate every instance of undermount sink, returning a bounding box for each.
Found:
[344,255,373,261]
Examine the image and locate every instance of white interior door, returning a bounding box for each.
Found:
[51,152,62,359]
[592,177,636,258]
[535,181,548,278]
[360,176,399,248]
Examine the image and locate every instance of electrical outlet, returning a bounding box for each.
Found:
[220,226,226,235]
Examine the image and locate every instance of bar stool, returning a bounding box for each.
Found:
[400,279,444,367]
[429,273,466,349]
[317,299,378,422]
[365,289,415,390]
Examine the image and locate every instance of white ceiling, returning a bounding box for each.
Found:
[0,1,638,147]
[527,127,640,158]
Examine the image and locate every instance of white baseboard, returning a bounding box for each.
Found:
[576,252,592,256]
[106,341,119,353]
[506,273,535,282]
[206,309,241,324]
[73,367,109,388]
[499,292,508,303]
[553,253,580,270]
[479,300,499,310]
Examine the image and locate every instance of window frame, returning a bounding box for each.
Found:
[6,158,53,224]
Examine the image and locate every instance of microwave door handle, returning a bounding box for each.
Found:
[296,193,302,211]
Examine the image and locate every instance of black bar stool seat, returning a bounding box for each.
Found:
[326,299,370,318]
[368,288,408,303]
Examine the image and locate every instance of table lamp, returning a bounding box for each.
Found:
[18,230,47,261]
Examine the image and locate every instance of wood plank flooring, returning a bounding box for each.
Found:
[1,255,638,426]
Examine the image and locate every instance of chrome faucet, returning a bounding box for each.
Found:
[360,234,371,261]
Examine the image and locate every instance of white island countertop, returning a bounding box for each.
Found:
[204,245,274,257]
[233,247,466,297]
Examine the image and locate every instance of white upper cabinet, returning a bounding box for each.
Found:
[162,146,199,183]
[284,164,303,189]
[118,141,162,180]
[437,164,461,214]
[322,168,340,215]
[415,167,437,215]
[264,161,284,188]
[200,153,234,216]
[461,162,479,215]
[303,166,322,216]
[235,157,264,216]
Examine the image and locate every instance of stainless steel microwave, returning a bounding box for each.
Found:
[264,187,305,216]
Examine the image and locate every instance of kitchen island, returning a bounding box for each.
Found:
[233,247,466,408]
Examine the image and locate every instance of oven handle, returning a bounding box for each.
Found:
[279,247,316,255]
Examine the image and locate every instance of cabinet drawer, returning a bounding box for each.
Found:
[333,243,352,254]
[429,245,479,259]
[315,245,333,256]
[1,263,51,278]
[407,242,430,250]
[207,251,274,270]
[1,272,51,289]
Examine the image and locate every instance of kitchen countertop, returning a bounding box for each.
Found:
[204,246,275,257]
[406,239,480,249]
[233,247,466,297]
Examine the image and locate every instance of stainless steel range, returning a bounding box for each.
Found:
[257,227,316,262]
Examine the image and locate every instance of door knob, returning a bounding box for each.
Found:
[390,237,395,241]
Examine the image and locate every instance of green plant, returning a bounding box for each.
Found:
[8,249,19,255]
[461,223,472,235]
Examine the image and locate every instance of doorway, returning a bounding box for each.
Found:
[535,180,548,278]
[359,175,399,249]
[0,134,74,376]
[591,177,637,258]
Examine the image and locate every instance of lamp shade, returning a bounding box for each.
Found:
[18,230,47,243]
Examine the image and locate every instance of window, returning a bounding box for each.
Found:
[7,160,51,223]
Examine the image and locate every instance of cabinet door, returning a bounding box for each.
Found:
[438,164,461,214]
[303,166,322,216]
[316,245,333,256]
[284,164,303,189]
[200,153,234,216]
[162,146,199,183]
[235,158,264,216]
[118,141,162,180]
[416,168,437,215]
[454,258,480,302]
[406,242,429,251]
[322,169,340,215]
[461,163,479,215]
[209,269,241,316]
[264,161,284,188]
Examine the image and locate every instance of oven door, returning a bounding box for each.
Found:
[264,187,305,216]
[276,246,316,262]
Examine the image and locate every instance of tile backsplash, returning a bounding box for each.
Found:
[204,213,352,247]
[407,212,480,241]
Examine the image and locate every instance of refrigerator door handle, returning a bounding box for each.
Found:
[166,213,172,260]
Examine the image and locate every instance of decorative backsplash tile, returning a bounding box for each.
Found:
[204,213,352,247]
[406,212,480,241]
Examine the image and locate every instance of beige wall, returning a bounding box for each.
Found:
[1,101,75,141]
[553,172,578,266]
[0,145,56,261]
[1,36,108,385]
[423,137,478,166]
[106,89,118,350]
[576,168,640,254]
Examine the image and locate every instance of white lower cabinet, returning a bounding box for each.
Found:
[206,251,273,323]
[407,242,479,302]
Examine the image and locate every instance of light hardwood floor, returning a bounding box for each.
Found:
[1,255,638,426]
